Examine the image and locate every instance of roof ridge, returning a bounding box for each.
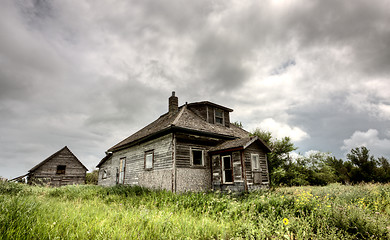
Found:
[29,146,88,172]
[172,104,186,126]
[29,146,68,172]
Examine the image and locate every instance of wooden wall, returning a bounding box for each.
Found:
[99,134,173,190]
[29,148,86,187]
[187,104,230,126]
[244,143,270,190]
[211,141,270,191]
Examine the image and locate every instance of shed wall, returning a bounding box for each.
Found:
[29,149,86,186]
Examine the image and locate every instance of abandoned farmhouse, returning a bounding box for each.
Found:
[26,146,88,187]
[97,92,271,192]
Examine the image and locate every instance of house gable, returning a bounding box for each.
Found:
[28,146,88,187]
[210,137,270,192]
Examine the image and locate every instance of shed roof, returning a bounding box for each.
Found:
[29,146,88,172]
[108,104,249,152]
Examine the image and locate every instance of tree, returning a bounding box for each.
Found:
[376,157,390,183]
[86,170,98,185]
[251,128,297,186]
[347,146,378,183]
[232,121,244,129]
[325,156,352,184]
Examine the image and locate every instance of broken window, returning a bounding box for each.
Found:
[56,165,66,175]
[215,109,224,124]
[222,155,233,183]
[119,158,126,184]
[145,150,154,170]
[251,154,261,171]
[191,148,204,166]
[102,169,107,179]
[251,154,262,184]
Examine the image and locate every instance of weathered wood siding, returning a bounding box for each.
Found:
[176,141,210,168]
[187,105,208,121]
[175,134,219,191]
[98,155,117,187]
[99,134,173,190]
[187,104,230,126]
[29,148,86,187]
[223,111,230,127]
[244,143,270,190]
[211,151,245,192]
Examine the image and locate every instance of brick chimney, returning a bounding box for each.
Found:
[169,91,178,113]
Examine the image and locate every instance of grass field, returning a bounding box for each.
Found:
[1,182,389,239]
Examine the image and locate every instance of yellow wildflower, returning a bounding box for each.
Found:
[283,218,289,225]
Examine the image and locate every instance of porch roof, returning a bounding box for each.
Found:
[208,136,271,154]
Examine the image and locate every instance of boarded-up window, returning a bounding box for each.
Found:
[212,155,221,183]
[222,155,233,183]
[56,165,66,175]
[119,158,126,184]
[251,154,260,171]
[145,151,154,170]
[215,109,224,124]
[251,154,262,184]
[191,148,204,166]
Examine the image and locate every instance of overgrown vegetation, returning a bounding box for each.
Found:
[86,170,98,185]
[251,128,390,186]
[1,182,389,239]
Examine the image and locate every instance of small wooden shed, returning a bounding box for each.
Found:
[27,146,88,187]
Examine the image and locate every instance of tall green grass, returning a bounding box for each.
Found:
[1,182,389,239]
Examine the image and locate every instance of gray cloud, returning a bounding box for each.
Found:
[1,0,390,178]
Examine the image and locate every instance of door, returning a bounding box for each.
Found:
[222,155,233,183]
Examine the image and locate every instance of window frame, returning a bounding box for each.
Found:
[119,157,126,184]
[221,155,233,184]
[56,165,66,175]
[102,169,107,179]
[144,150,154,170]
[214,108,224,125]
[251,154,261,171]
[190,148,205,167]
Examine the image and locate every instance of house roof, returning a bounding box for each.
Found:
[29,146,88,172]
[209,136,272,153]
[187,101,233,112]
[107,104,250,152]
[96,152,113,168]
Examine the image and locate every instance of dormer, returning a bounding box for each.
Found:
[187,101,233,127]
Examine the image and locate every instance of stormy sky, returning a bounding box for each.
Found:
[1,0,390,179]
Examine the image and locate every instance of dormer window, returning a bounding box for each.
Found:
[215,109,224,125]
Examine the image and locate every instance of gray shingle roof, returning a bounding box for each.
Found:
[108,105,250,152]
[209,136,271,153]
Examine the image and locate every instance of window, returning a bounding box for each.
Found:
[251,154,261,171]
[145,151,154,170]
[119,158,126,184]
[191,148,204,166]
[215,109,224,124]
[222,155,233,183]
[56,165,66,175]
[102,169,107,179]
[251,154,262,184]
